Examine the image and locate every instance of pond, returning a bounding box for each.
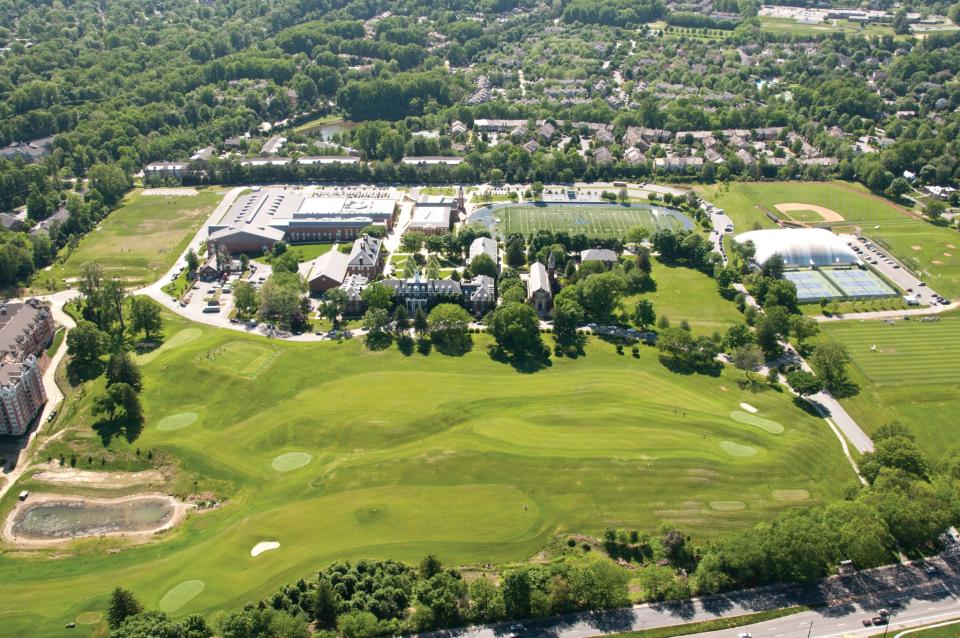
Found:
[9,495,177,541]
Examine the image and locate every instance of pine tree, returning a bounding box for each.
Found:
[107,587,143,628]
[413,307,428,339]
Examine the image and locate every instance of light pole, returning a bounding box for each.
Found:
[807,619,814,638]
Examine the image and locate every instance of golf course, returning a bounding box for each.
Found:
[0,311,855,636]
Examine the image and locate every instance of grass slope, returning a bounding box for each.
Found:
[819,312,960,460]
[35,189,224,290]
[695,182,960,297]
[0,312,854,636]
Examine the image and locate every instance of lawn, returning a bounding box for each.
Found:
[695,182,960,297]
[621,259,743,335]
[758,16,895,38]
[0,309,854,636]
[819,312,960,460]
[876,622,960,638]
[497,204,691,238]
[33,189,224,290]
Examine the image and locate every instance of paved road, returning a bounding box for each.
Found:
[420,550,960,638]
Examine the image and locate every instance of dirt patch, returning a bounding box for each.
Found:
[912,245,923,251]
[775,203,845,223]
[944,253,952,257]
[31,466,167,489]
[932,260,944,265]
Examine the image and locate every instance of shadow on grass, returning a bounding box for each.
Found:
[364,332,393,351]
[66,359,104,386]
[488,345,552,373]
[658,355,722,377]
[93,414,144,446]
[829,381,860,399]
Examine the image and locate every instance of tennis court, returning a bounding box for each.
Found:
[823,268,897,299]
[783,270,843,302]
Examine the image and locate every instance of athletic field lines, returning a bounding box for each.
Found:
[500,205,685,238]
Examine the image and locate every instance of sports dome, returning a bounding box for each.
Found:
[733,228,860,268]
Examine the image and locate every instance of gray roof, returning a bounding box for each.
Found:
[469,237,498,264]
[348,234,382,268]
[527,262,551,297]
[0,299,49,361]
[302,249,350,285]
[581,248,618,263]
[209,225,285,243]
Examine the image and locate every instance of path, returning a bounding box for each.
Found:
[813,302,959,322]
[0,290,78,501]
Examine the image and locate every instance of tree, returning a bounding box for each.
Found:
[88,163,132,205]
[361,282,394,311]
[724,323,753,350]
[233,281,258,319]
[185,248,200,273]
[552,296,584,347]
[107,587,143,628]
[426,255,441,279]
[67,320,107,367]
[786,370,823,397]
[129,296,162,340]
[403,256,419,279]
[502,570,532,619]
[577,272,626,323]
[632,299,656,330]
[320,288,348,328]
[488,302,544,359]
[810,342,852,394]
[106,351,142,391]
[470,253,497,278]
[363,308,391,349]
[506,238,525,269]
[393,305,409,337]
[102,277,128,335]
[413,307,429,339]
[420,554,443,579]
[732,344,764,381]
[427,304,473,354]
[860,437,929,483]
[93,382,142,424]
[790,314,819,351]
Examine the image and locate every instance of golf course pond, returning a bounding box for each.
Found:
[5,494,185,544]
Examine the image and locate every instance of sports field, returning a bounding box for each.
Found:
[819,312,960,459]
[497,204,692,238]
[0,311,853,636]
[695,182,960,297]
[34,189,224,290]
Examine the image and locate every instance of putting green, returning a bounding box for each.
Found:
[74,612,102,625]
[137,328,202,364]
[271,452,312,472]
[772,489,810,502]
[720,441,758,457]
[202,341,281,379]
[729,410,785,434]
[156,412,198,431]
[158,580,205,613]
[709,501,746,511]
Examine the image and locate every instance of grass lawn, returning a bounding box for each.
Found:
[759,16,895,38]
[0,309,853,636]
[33,189,224,291]
[621,259,743,335]
[45,327,64,358]
[284,242,335,262]
[292,113,342,134]
[818,311,960,461]
[695,182,960,297]
[874,622,960,638]
[497,204,690,239]
[799,298,915,316]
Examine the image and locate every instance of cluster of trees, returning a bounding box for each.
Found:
[562,0,666,27]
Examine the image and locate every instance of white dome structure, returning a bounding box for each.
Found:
[733,228,860,268]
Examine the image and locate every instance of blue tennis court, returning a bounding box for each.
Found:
[823,268,896,299]
[784,270,843,302]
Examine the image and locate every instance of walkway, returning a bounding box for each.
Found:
[813,302,959,323]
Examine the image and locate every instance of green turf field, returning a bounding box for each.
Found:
[34,189,224,290]
[621,259,743,335]
[695,182,960,297]
[0,310,854,636]
[497,204,690,238]
[878,622,960,638]
[758,16,895,38]
[819,312,960,460]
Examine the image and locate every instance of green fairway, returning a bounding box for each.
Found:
[695,182,960,297]
[819,313,960,460]
[622,259,743,334]
[0,312,854,636]
[497,204,692,238]
[34,189,224,290]
[759,16,895,38]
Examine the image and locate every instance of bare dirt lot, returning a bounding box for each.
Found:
[30,465,167,489]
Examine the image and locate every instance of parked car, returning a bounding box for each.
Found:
[862,619,873,627]
[873,617,888,625]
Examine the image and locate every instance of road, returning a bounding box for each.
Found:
[419,549,960,638]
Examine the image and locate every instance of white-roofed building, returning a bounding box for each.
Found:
[527,262,552,316]
[468,237,498,268]
[733,228,860,268]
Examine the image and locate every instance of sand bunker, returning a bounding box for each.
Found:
[157,412,198,432]
[730,410,785,434]
[75,612,102,625]
[251,541,280,557]
[709,500,746,511]
[739,402,758,413]
[720,441,757,457]
[773,489,810,502]
[912,245,923,251]
[159,580,205,613]
[271,452,312,472]
[142,188,198,196]
[775,203,844,223]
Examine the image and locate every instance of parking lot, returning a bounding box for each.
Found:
[840,233,950,307]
